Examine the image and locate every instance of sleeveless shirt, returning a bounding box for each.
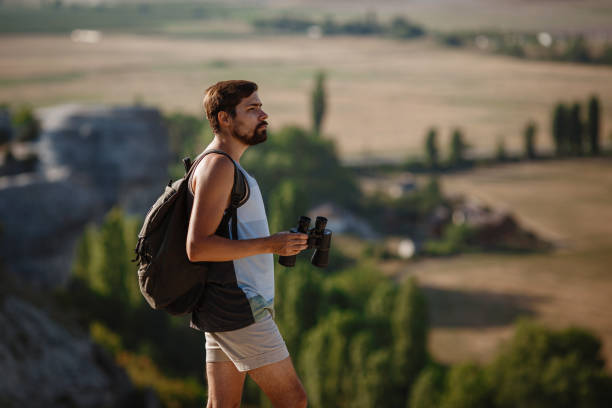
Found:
[187,153,275,333]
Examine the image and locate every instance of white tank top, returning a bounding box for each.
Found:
[231,162,275,321]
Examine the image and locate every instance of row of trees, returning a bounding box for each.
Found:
[417,94,603,172]
[552,95,601,156]
[438,31,612,66]
[252,12,425,40]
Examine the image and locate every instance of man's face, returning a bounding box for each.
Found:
[229,91,268,146]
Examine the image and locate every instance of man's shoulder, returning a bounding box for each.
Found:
[192,153,235,194]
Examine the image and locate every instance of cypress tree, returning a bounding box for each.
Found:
[495,136,507,162]
[72,224,95,284]
[552,103,568,156]
[311,71,327,136]
[424,128,439,169]
[448,128,467,167]
[98,207,132,306]
[391,277,429,404]
[587,95,601,155]
[524,120,537,159]
[569,103,583,155]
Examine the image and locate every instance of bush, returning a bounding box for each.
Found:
[12,105,40,142]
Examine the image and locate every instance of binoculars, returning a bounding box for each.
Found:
[279,216,332,268]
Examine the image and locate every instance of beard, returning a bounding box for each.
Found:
[234,122,268,146]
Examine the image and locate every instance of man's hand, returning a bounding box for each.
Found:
[267,232,308,256]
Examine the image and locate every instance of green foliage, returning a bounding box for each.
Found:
[496,136,507,162]
[275,262,325,355]
[448,128,468,167]
[391,277,429,404]
[299,310,362,408]
[242,125,361,214]
[63,207,207,407]
[311,71,327,136]
[164,112,212,180]
[587,95,601,155]
[563,35,592,63]
[252,12,425,39]
[424,128,439,169]
[11,105,40,141]
[440,363,492,408]
[553,103,569,156]
[423,223,476,256]
[388,16,425,39]
[569,103,584,156]
[524,120,537,159]
[488,320,612,408]
[410,364,448,408]
[267,180,308,234]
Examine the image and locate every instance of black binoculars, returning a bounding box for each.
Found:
[279,216,332,268]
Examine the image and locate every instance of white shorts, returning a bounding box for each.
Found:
[205,312,289,372]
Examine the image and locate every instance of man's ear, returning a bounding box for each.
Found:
[218,111,231,129]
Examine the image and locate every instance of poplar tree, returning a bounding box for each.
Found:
[424,128,439,169]
[391,277,429,404]
[448,128,467,167]
[524,120,537,159]
[311,71,327,136]
[587,95,601,155]
[569,102,583,155]
[552,103,568,156]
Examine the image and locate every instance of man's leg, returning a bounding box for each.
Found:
[206,361,247,408]
[248,357,307,408]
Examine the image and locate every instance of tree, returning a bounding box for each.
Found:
[424,128,439,169]
[569,102,584,155]
[311,71,327,136]
[587,95,601,155]
[488,320,612,408]
[299,311,361,407]
[12,105,40,142]
[410,364,447,408]
[391,277,429,404]
[440,363,492,408]
[552,103,569,156]
[448,128,468,167]
[267,180,308,234]
[495,136,507,162]
[276,262,323,355]
[524,120,537,159]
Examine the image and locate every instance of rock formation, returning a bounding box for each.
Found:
[0,294,143,408]
[0,104,170,287]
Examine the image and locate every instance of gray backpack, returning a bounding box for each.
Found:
[133,150,247,315]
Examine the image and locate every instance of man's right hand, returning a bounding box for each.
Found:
[267,232,308,256]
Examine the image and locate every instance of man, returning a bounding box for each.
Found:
[186,80,308,408]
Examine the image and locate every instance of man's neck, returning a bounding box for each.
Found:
[206,134,248,163]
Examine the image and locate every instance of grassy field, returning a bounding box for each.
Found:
[1,33,612,162]
[384,158,612,370]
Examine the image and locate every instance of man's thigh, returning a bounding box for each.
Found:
[248,357,307,408]
[206,361,246,408]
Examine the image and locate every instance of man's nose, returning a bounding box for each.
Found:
[259,110,268,120]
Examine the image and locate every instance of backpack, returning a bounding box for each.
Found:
[133,149,248,315]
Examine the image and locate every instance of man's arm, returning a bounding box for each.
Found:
[186,155,307,262]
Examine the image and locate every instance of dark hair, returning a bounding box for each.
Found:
[203,80,258,133]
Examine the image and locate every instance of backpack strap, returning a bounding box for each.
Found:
[187,149,249,240]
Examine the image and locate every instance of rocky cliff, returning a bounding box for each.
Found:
[0,104,170,287]
[0,293,143,408]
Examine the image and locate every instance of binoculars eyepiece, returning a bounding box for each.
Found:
[278,216,333,268]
